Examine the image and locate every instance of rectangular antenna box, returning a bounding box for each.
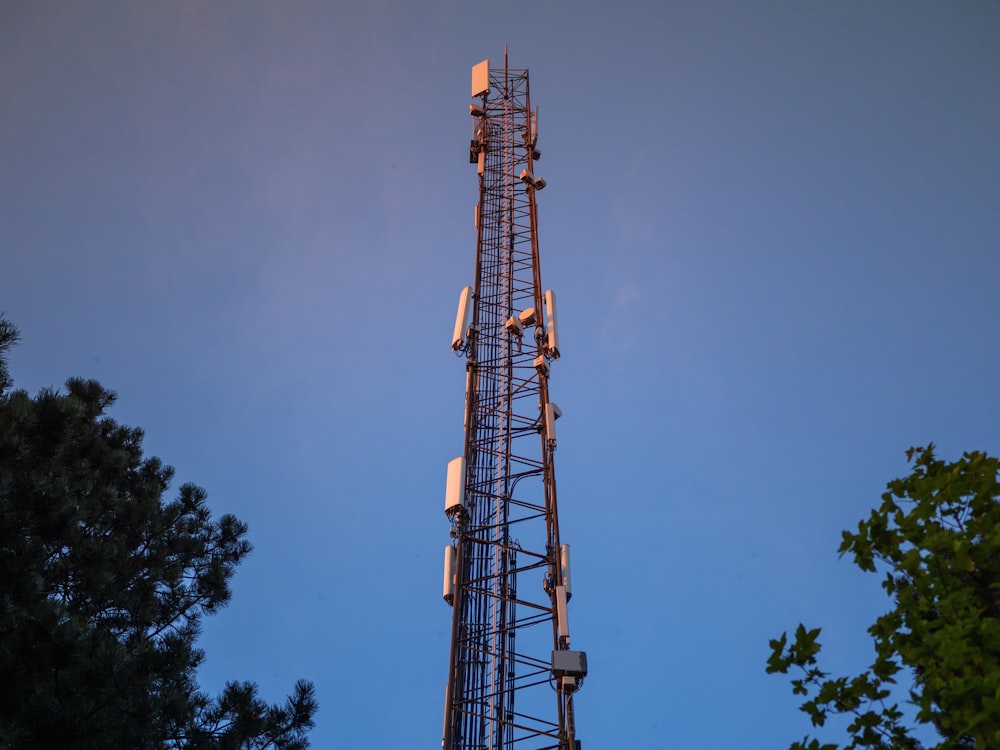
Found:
[551,650,588,678]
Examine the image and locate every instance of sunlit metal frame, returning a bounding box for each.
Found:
[443,51,580,750]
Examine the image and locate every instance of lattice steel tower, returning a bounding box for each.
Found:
[440,51,587,750]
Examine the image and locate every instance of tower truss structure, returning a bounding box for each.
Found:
[441,51,587,750]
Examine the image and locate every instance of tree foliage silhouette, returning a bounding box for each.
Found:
[768,445,1000,750]
[0,319,317,749]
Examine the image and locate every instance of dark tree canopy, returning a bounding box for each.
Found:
[0,320,316,749]
[768,445,1000,750]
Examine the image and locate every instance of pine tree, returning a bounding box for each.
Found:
[0,318,317,749]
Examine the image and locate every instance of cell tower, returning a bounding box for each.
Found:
[440,50,587,750]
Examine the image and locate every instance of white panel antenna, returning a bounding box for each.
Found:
[471,59,490,98]
[555,584,570,642]
[444,457,467,515]
[443,545,457,604]
[544,289,560,359]
[452,286,473,351]
[545,402,562,446]
[561,544,572,599]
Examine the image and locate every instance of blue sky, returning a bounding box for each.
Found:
[2,2,999,748]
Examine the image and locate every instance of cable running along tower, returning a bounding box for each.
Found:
[441,52,587,750]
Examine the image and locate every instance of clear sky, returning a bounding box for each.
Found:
[2,2,999,748]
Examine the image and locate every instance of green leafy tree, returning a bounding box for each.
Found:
[0,319,317,749]
[767,445,1000,750]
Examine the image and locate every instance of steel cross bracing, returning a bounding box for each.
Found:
[441,53,586,750]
